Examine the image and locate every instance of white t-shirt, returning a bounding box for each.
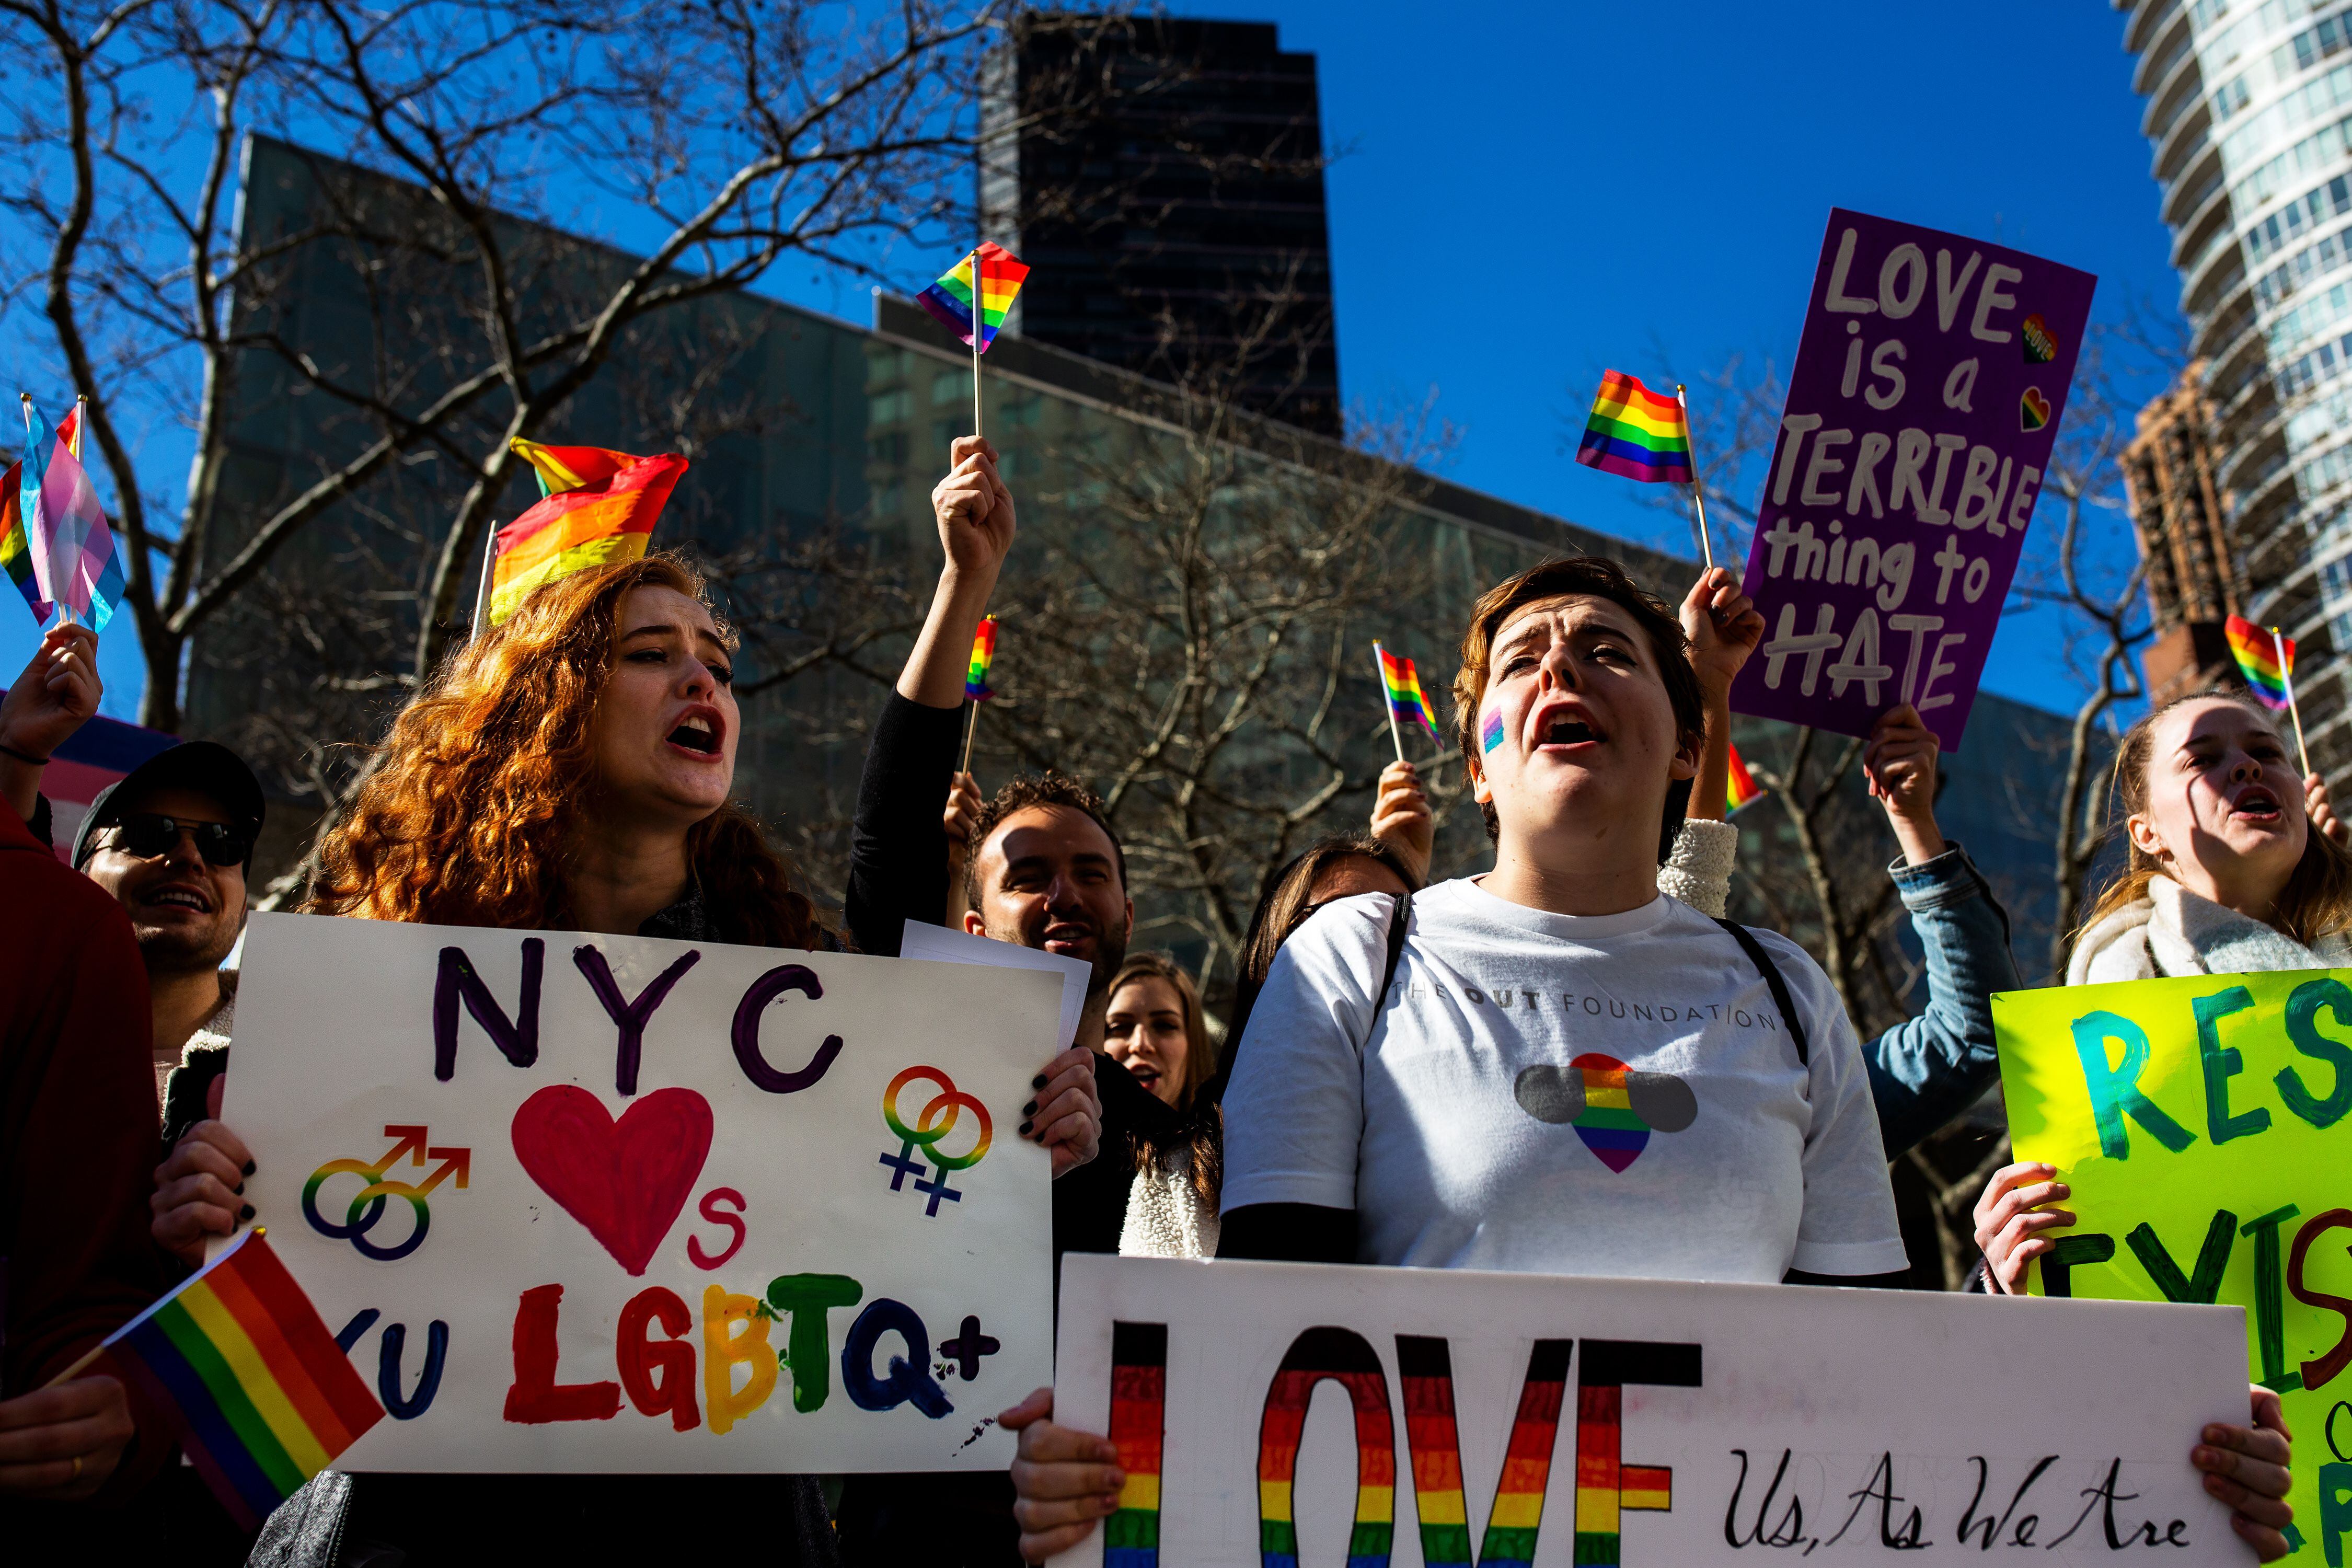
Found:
[1220,878,1907,1284]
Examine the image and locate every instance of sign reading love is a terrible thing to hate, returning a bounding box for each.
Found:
[223,912,1060,1473]
[1731,209,2096,749]
[1050,1255,2248,1567]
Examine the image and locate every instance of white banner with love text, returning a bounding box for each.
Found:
[1051,1254,2250,1566]
[225,912,1059,1472]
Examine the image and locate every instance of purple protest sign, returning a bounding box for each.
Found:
[1728,209,2096,749]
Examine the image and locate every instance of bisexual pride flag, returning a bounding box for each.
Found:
[919,243,1030,352]
[1575,372,1693,486]
[99,1228,384,1530]
[2226,613,2293,711]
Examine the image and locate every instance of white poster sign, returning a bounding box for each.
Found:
[226,912,1062,1472]
[1052,1254,2250,1565]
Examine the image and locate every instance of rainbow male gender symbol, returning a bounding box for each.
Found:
[1513,1052,1697,1172]
[878,1066,994,1217]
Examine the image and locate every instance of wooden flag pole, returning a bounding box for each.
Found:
[1676,384,1715,571]
[2276,626,2312,778]
[970,248,984,440]
[960,699,980,778]
[1374,641,1406,763]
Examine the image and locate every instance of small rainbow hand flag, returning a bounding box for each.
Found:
[2226,614,2294,711]
[98,1228,384,1530]
[1575,372,1693,485]
[966,614,998,701]
[918,243,1030,353]
[489,440,687,626]
[1377,643,1442,743]
[1726,742,1765,814]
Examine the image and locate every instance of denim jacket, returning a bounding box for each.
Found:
[1864,841,2020,1158]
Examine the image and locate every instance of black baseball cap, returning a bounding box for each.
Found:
[70,741,266,870]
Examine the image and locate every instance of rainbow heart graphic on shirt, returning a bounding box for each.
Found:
[1514,1052,1697,1173]
[2020,386,2052,432]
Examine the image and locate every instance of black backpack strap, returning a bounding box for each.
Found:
[1713,917,1809,1069]
[1377,890,1413,1007]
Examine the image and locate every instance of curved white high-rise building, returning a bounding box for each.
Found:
[2122,0,2352,767]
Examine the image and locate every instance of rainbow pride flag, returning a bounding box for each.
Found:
[1575,372,1693,485]
[966,615,998,702]
[918,243,1030,352]
[1105,1322,1167,1568]
[100,1229,383,1530]
[0,458,50,624]
[488,442,687,626]
[1726,742,1765,814]
[1377,643,1441,743]
[2226,614,2293,711]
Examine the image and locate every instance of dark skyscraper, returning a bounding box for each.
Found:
[982,14,1341,436]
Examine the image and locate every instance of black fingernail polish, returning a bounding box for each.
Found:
[242,1160,256,1176]
[234,1182,244,1195]
[1018,1120,1033,1136]
[1022,1100,1037,1116]
[1031,1074,1047,1089]
[238,1203,255,1220]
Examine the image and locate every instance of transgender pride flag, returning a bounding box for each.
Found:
[21,398,124,631]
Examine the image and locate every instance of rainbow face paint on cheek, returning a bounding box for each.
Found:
[1480,708,1505,754]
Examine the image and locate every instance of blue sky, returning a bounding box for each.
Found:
[9,1,2176,728]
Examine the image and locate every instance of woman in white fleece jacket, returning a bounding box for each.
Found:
[1972,690,2334,1560]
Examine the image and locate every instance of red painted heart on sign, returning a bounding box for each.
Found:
[510,1084,713,1276]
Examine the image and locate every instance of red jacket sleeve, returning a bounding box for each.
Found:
[1,822,175,1489]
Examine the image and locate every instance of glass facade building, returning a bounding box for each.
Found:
[2119,0,2352,770]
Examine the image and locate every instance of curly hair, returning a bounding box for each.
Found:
[960,769,1127,907]
[308,551,822,948]
[1450,554,1702,863]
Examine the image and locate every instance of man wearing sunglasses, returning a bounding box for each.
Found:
[71,742,263,1140]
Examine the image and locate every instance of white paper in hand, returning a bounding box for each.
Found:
[898,919,1090,1053]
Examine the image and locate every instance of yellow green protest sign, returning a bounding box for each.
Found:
[1995,970,2352,1561]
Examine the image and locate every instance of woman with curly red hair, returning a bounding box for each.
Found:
[148,552,849,1564]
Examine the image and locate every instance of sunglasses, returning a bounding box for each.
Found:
[102,813,251,869]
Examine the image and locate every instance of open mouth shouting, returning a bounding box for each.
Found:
[666,704,726,759]
[1531,700,1605,751]
[2229,782,2284,825]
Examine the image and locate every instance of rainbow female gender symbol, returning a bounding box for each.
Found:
[879,1065,994,1217]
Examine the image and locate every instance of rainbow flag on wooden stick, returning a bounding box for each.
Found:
[1377,643,1441,744]
[966,615,998,701]
[1575,372,1693,485]
[98,1229,383,1529]
[488,441,686,626]
[2226,614,2293,711]
[918,243,1030,352]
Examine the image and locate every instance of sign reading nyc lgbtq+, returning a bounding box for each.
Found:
[304,1124,473,1262]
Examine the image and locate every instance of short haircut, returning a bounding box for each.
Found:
[1449,555,1705,855]
[963,769,1128,907]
